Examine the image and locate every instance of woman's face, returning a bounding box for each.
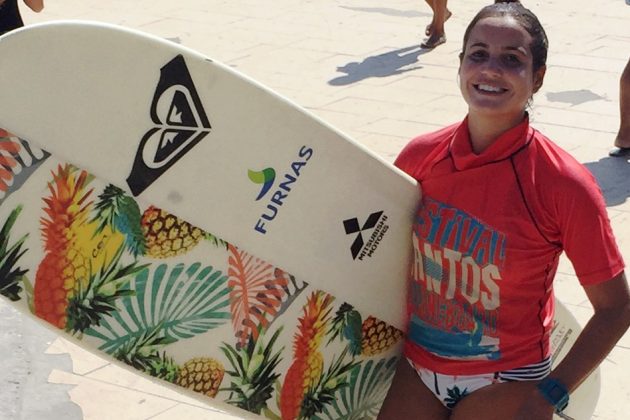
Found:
[459,16,545,120]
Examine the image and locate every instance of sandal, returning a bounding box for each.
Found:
[609,146,630,157]
[421,35,446,49]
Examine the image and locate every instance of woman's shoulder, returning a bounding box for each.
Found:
[394,121,461,175]
[521,128,604,211]
[527,128,594,183]
[404,122,460,150]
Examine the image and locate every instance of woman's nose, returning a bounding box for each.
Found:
[481,57,502,76]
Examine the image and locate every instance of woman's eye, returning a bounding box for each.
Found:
[468,50,487,61]
[503,54,522,66]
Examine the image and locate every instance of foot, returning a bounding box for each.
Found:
[609,146,630,157]
[611,131,630,156]
[425,9,452,36]
[421,33,446,49]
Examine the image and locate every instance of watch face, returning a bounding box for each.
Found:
[549,386,566,400]
[538,378,569,410]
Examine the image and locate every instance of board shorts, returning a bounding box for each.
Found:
[407,357,552,409]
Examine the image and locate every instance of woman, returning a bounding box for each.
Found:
[0,0,44,36]
[379,2,630,419]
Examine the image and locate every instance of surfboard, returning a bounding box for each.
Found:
[0,22,599,419]
[0,20,418,331]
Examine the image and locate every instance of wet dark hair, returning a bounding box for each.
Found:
[461,1,548,73]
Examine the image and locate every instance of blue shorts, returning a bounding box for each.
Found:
[407,357,552,409]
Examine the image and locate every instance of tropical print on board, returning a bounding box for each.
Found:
[0,134,403,419]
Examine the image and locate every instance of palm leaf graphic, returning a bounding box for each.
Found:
[0,205,28,301]
[228,244,301,349]
[86,262,231,355]
[314,357,398,420]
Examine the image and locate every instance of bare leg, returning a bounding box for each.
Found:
[424,0,452,37]
[613,58,630,150]
[450,381,545,420]
[422,0,448,49]
[377,358,450,420]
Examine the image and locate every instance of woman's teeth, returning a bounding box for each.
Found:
[477,84,505,93]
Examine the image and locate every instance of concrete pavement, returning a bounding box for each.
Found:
[2,0,630,418]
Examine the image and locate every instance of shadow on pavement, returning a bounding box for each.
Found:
[584,156,630,207]
[328,45,432,86]
[339,6,427,18]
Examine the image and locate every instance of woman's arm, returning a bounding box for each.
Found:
[515,271,630,419]
[23,0,43,12]
[551,271,630,392]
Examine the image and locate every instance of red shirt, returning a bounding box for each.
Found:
[395,117,624,374]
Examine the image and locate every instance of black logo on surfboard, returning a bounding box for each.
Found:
[126,55,211,196]
[343,211,389,260]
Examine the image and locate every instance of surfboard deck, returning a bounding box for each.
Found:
[0,22,599,419]
[0,20,418,331]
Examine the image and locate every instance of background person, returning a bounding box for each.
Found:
[422,0,450,49]
[610,57,630,157]
[0,0,44,36]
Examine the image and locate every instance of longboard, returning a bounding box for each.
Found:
[0,22,599,419]
[0,21,418,330]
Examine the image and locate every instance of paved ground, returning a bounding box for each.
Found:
[1,0,629,419]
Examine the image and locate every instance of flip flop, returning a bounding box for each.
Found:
[421,35,446,49]
[608,146,630,157]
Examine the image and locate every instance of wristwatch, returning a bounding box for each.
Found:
[537,377,570,414]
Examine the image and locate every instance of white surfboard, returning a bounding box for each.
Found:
[0,20,418,330]
[0,22,599,419]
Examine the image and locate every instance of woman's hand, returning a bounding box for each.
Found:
[514,389,555,420]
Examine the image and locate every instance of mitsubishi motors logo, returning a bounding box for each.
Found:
[127,55,211,196]
[343,211,389,260]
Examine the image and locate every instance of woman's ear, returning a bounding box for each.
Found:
[533,65,546,93]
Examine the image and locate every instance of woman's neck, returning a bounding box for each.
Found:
[467,110,526,154]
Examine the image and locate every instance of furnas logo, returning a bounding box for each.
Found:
[253,145,313,234]
[343,211,389,260]
[248,167,276,200]
[126,55,211,196]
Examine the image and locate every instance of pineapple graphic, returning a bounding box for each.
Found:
[34,165,126,329]
[64,246,147,334]
[329,303,403,357]
[279,291,334,420]
[92,184,221,259]
[115,328,225,398]
[360,315,404,356]
[221,327,284,414]
[176,357,225,397]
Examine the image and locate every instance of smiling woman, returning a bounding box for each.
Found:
[378,1,630,420]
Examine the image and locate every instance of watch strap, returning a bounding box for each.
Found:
[537,377,570,413]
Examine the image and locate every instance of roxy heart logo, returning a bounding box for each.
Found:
[343,211,389,260]
[126,54,211,196]
[248,168,276,200]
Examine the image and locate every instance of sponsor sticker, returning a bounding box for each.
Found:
[127,55,211,196]
[251,146,313,234]
[343,211,389,260]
